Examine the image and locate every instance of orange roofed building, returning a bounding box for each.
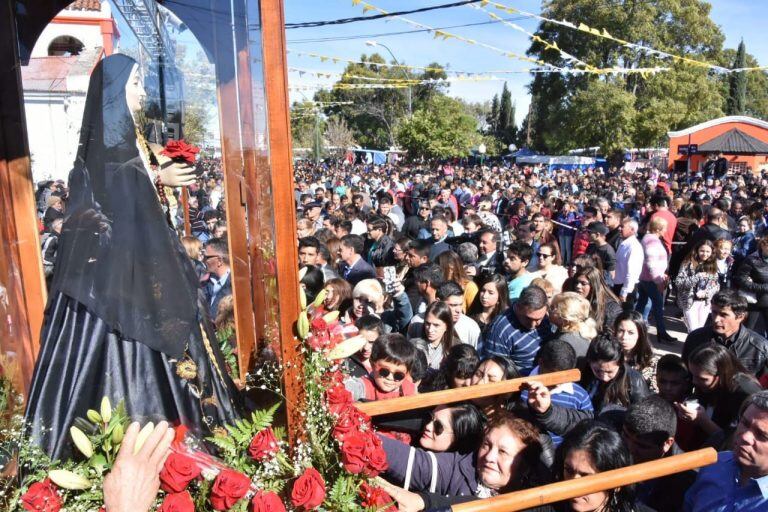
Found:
[667,116,768,174]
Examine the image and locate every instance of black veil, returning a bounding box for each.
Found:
[51,54,198,358]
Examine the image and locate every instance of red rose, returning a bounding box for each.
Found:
[290,467,326,510]
[160,453,202,493]
[251,490,286,512]
[210,469,251,510]
[365,441,389,477]
[310,317,328,334]
[359,482,396,511]
[332,406,369,442]
[158,491,194,512]
[161,139,200,164]
[340,431,369,474]
[306,331,330,351]
[325,384,353,415]
[20,479,61,512]
[248,427,279,461]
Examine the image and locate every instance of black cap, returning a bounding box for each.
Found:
[587,222,609,236]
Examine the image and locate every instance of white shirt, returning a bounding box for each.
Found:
[614,235,644,297]
[407,313,480,349]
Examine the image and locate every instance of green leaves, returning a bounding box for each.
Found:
[326,474,359,512]
[397,95,482,159]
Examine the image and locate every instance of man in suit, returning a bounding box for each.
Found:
[204,237,232,319]
[338,234,376,287]
[428,214,451,261]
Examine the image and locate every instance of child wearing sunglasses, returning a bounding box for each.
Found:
[345,333,418,402]
[345,334,418,442]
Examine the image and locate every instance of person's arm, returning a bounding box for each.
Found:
[380,434,459,493]
[390,286,414,333]
[527,382,594,437]
[103,421,174,512]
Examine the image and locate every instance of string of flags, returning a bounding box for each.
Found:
[475,0,766,74]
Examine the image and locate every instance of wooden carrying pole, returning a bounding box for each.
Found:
[453,448,717,512]
[356,369,580,417]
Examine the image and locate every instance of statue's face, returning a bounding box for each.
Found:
[125,64,147,116]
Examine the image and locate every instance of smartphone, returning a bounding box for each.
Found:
[382,266,397,294]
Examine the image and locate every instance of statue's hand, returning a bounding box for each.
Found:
[157,161,197,187]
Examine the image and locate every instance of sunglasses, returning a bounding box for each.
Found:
[376,367,406,382]
[428,414,452,436]
[537,253,553,258]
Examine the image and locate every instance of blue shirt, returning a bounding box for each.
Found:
[520,381,593,446]
[478,305,550,374]
[684,451,768,512]
[508,273,537,301]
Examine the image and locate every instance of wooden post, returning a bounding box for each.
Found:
[356,370,581,417]
[0,0,47,392]
[261,0,304,441]
[181,188,190,237]
[452,448,717,512]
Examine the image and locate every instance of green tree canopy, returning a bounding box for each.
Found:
[396,95,481,159]
[526,0,728,154]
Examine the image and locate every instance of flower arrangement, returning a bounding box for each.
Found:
[161,140,201,165]
[10,287,395,511]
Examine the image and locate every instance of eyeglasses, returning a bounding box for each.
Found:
[376,367,406,381]
[428,415,453,436]
[537,253,553,259]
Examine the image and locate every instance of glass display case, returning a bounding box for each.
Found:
[0,0,300,412]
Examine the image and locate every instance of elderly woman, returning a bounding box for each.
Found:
[342,278,412,333]
[378,412,550,510]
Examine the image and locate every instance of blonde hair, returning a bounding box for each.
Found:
[181,236,203,260]
[549,292,597,340]
[352,279,384,312]
[530,277,554,298]
[648,216,668,236]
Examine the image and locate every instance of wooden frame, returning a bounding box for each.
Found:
[356,370,581,417]
[0,0,47,392]
[0,1,302,436]
[452,448,717,512]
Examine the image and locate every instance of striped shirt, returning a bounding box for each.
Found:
[521,382,593,446]
[478,306,550,374]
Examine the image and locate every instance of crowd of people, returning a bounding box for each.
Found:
[33,155,768,510]
[294,159,768,511]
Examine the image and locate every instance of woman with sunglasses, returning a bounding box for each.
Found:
[377,412,549,510]
[342,278,413,334]
[419,403,485,454]
[467,274,509,337]
[535,241,568,293]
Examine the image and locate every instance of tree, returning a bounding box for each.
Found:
[396,95,481,159]
[316,54,448,148]
[563,80,636,158]
[324,116,355,158]
[487,94,499,135]
[291,101,326,159]
[498,84,513,138]
[727,40,748,115]
[718,48,768,119]
[526,0,726,152]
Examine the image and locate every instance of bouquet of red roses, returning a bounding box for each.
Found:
[160,139,200,165]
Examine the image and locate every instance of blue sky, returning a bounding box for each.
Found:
[284,0,768,125]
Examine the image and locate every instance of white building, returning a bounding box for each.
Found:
[21,0,117,183]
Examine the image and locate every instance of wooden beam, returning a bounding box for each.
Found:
[452,448,717,512]
[356,370,581,417]
[0,0,46,392]
[207,0,258,382]
[261,0,304,442]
